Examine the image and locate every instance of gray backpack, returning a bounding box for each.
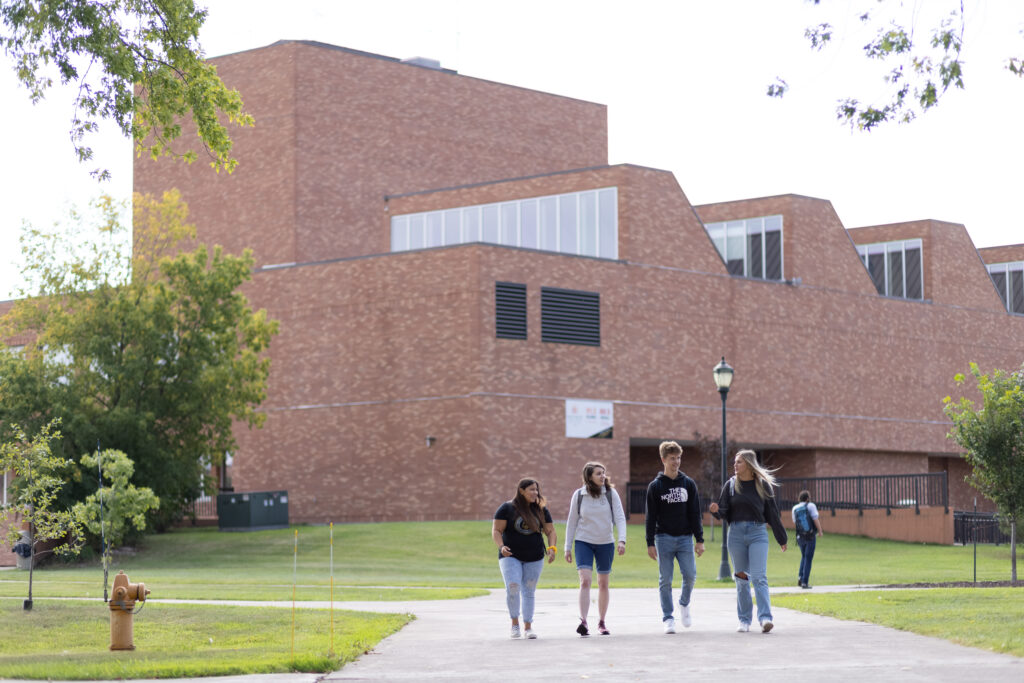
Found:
[575,487,614,516]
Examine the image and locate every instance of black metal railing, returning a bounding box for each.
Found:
[953,511,1012,545]
[775,472,948,515]
[626,483,647,518]
[627,472,948,519]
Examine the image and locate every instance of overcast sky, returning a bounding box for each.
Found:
[2,0,1023,300]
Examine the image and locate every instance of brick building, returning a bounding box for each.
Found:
[124,40,1024,524]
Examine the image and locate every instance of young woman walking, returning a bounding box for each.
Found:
[492,477,557,639]
[709,450,788,633]
[564,462,627,636]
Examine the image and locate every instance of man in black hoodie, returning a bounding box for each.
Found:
[646,440,705,634]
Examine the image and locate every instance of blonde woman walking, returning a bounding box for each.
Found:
[709,450,787,633]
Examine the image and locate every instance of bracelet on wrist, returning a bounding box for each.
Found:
[547,545,557,552]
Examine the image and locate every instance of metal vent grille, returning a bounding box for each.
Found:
[495,282,527,339]
[541,287,600,346]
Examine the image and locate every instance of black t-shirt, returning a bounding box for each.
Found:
[494,501,553,562]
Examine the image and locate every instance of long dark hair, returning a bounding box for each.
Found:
[512,477,547,533]
[582,461,614,498]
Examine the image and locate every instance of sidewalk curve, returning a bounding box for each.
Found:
[327,586,1022,682]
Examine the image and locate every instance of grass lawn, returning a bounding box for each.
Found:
[0,520,1019,678]
[0,600,409,680]
[774,587,1024,657]
[3,521,1017,598]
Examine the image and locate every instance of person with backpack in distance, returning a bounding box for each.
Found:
[564,461,627,636]
[792,490,823,589]
[709,449,788,634]
[492,477,558,639]
[645,441,705,634]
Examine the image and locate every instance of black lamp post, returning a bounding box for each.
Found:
[713,356,734,581]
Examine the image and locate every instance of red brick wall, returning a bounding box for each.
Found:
[135,41,607,269]
[978,244,1024,264]
[128,41,1024,525]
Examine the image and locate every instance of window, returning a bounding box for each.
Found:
[855,239,923,300]
[495,282,527,339]
[391,187,618,259]
[704,215,784,281]
[541,287,600,346]
[988,261,1024,314]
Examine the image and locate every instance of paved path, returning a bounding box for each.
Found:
[4,586,1021,682]
[326,586,1023,682]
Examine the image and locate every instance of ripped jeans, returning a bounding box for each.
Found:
[499,556,545,622]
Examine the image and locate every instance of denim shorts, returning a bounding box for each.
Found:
[575,540,615,574]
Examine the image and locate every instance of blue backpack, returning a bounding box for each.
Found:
[794,502,815,536]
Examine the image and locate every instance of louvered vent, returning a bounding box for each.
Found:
[541,287,600,346]
[495,282,527,339]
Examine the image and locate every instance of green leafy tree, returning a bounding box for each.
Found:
[73,449,159,588]
[0,420,85,609]
[944,363,1024,581]
[0,191,278,530]
[768,0,1022,130]
[0,0,253,178]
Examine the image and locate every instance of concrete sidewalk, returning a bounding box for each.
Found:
[4,586,1021,682]
[327,586,1023,682]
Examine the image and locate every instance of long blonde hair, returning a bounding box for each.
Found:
[733,449,778,500]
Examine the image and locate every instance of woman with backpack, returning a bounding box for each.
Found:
[492,477,558,639]
[564,461,627,636]
[709,450,788,634]
[792,490,824,588]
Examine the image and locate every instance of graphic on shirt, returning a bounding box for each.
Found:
[513,516,537,535]
[661,487,688,503]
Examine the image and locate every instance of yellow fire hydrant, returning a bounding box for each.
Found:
[109,570,150,651]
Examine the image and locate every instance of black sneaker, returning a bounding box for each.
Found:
[576,620,589,637]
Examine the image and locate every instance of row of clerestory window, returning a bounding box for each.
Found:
[987,262,1024,314]
[855,239,923,300]
[495,282,600,346]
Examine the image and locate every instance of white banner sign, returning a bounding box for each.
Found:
[565,399,613,439]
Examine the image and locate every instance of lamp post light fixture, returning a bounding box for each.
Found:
[713,356,734,581]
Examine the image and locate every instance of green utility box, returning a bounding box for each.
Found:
[216,490,289,531]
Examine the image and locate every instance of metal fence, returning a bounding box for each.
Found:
[775,472,948,515]
[953,511,1013,545]
[626,472,949,518]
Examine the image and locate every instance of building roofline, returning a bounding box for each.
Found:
[211,40,607,109]
[693,192,831,209]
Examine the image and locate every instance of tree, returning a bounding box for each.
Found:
[944,362,1024,581]
[768,0,1022,130]
[0,190,278,530]
[0,420,85,610]
[0,0,252,178]
[73,449,159,596]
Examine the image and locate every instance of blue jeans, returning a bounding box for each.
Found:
[654,533,696,622]
[727,521,772,625]
[498,556,544,622]
[797,534,816,585]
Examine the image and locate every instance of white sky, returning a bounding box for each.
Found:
[2,0,1023,301]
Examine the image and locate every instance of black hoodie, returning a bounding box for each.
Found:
[645,471,704,547]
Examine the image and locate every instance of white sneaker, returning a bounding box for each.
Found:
[736,622,750,632]
[524,628,537,639]
[510,624,521,639]
[663,619,676,634]
[680,604,692,628]
[760,620,774,633]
